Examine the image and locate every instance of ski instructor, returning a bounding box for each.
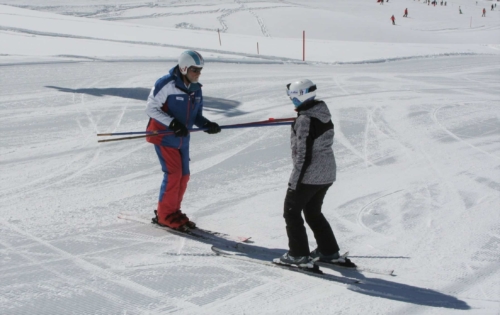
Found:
[274,79,344,269]
[145,50,221,231]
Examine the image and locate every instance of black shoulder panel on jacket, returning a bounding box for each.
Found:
[309,117,334,140]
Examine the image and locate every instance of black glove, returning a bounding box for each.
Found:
[204,121,221,134]
[169,118,188,137]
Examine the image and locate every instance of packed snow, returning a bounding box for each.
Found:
[0,0,499,314]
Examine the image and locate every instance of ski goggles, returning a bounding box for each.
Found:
[188,67,203,74]
[286,83,317,100]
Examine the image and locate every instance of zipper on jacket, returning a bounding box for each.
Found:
[178,93,191,149]
[186,94,192,126]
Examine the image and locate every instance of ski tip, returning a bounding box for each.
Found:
[239,236,253,243]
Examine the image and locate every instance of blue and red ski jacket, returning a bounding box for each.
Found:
[145,65,209,148]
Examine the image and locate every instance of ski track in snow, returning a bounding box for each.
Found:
[431,105,500,161]
[191,127,274,175]
[356,189,405,234]
[10,2,282,36]
[0,220,165,299]
[0,23,492,66]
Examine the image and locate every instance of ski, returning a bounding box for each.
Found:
[233,243,395,276]
[313,251,395,276]
[118,214,209,240]
[117,213,251,243]
[211,246,361,285]
[196,227,251,243]
[316,260,395,276]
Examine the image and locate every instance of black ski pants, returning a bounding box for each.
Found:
[283,183,340,257]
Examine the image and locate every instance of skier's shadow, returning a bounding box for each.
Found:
[45,86,247,117]
[330,266,469,310]
[227,244,470,310]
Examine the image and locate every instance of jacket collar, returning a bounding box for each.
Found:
[295,99,321,113]
[170,65,202,94]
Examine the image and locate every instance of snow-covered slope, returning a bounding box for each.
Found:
[1,0,499,63]
[0,1,499,314]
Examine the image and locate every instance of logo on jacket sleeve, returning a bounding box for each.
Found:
[176,96,184,101]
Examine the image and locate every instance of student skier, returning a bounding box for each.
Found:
[145,50,221,230]
[391,15,396,25]
[274,79,344,269]
[404,8,408,17]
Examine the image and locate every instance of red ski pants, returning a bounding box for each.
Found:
[154,145,190,219]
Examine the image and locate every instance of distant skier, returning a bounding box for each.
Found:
[391,15,396,25]
[482,8,486,16]
[492,4,494,10]
[274,79,343,269]
[145,50,221,230]
[459,6,462,14]
[404,8,408,17]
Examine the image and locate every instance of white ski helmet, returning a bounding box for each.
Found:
[178,50,204,75]
[286,79,317,107]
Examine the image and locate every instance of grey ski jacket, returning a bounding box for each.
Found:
[288,100,336,190]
